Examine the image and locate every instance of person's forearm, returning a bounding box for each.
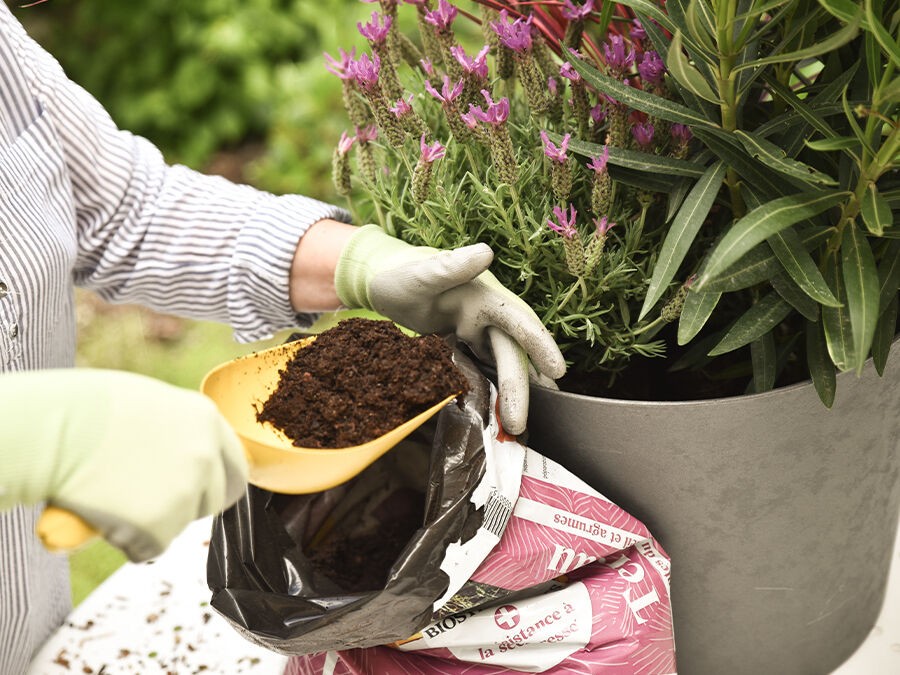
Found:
[289,218,360,312]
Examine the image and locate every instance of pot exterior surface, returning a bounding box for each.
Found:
[526,345,900,675]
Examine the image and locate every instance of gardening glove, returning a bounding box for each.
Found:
[0,368,248,562]
[334,224,566,435]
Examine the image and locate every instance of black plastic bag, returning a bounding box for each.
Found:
[206,353,491,655]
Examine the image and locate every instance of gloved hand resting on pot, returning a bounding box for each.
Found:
[334,224,566,435]
[0,369,248,562]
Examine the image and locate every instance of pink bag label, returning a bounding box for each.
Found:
[285,392,676,674]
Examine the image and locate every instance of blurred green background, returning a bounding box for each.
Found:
[13,0,380,604]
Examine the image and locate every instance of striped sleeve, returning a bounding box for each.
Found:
[3,11,350,343]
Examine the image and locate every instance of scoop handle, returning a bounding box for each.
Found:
[37,506,99,552]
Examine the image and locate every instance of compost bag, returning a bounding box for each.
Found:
[208,352,677,673]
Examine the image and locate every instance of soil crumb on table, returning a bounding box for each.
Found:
[256,318,468,448]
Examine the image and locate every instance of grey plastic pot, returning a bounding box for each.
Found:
[525,338,900,675]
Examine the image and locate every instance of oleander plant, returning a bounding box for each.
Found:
[326,0,899,404]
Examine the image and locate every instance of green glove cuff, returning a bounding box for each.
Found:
[334,224,424,310]
[0,370,108,510]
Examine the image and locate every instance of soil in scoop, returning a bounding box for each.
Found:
[256,317,468,448]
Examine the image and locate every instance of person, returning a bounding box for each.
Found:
[0,4,566,673]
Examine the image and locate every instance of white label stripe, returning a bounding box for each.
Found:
[512,498,645,548]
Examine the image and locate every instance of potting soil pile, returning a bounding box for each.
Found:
[256,317,468,448]
[208,350,676,674]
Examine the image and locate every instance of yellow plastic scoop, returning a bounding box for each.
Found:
[199,335,458,494]
[37,336,458,552]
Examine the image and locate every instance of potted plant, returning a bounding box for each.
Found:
[323,0,899,672]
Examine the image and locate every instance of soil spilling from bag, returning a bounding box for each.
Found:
[256,317,468,449]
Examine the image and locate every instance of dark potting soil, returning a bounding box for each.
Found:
[256,318,468,448]
[304,486,425,591]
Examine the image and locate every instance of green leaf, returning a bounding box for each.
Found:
[806,318,837,407]
[880,76,900,105]
[692,127,788,197]
[767,227,842,306]
[860,183,892,236]
[685,0,717,53]
[805,136,860,151]
[606,165,680,193]
[817,0,867,24]
[560,134,708,177]
[865,0,900,68]
[771,272,820,321]
[841,224,880,372]
[614,0,675,32]
[735,130,838,186]
[733,12,861,71]
[640,161,727,320]
[865,22,882,89]
[872,294,899,375]
[667,31,721,103]
[701,242,781,291]
[878,240,900,315]
[842,85,878,157]
[708,292,793,356]
[736,0,792,19]
[696,190,849,288]
[702,226,834,292]
[566,56,720,130]
[663,0,717,65]
[822,256,856,371]
[750,333,777,393]
[762,73,841,140]
[667,176,694,222]
[668,331,722,371]
[678,289,722,344]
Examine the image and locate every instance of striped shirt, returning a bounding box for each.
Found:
[0,4,348,673]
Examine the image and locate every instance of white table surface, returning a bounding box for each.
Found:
[28,512,900,675]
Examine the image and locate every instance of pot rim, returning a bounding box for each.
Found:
[531,335,900,409]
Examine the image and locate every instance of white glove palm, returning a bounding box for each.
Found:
[335,225,566,434]
[0,369,248,561]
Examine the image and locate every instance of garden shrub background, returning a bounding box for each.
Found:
[14,0,393,603]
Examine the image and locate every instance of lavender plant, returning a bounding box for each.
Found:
[325,0,900,403]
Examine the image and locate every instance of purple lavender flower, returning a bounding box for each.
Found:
[587,146,610,173]
[419,58,435,77]
[350,53,381,91]
[460,105,480,130]
[671,123,693,144]
[424,75,464,104]
[358,12,393,45]
[356,124,378,144]
[473,90,510,125]
[337,131,356,155]
[561,0,595,21]
[389,94,414,118]
[491,11,533,52]
[593,215,615,236]
[424,0,458,31]
[540,130,570,163]
[450,45,490,79]
[559,62,582,83]
[323,48,358,80]
[603,35,635,74]
[419,134,446,163]
[630,19,646,42]
[590,104,607,124]
[638,51,665,86]
[632,121,655,149]
[547,77,558,96]
[547,204,578,238]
